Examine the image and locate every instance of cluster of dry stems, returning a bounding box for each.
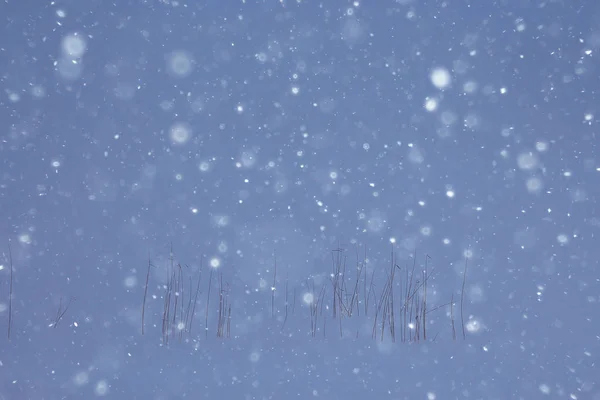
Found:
[1,242,467,344]
[142,244,469,344]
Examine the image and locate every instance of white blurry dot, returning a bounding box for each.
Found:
[18,233,32,244]
[500,127,512,137]
[210,257,221,268]
[198,161,211,172]
[408,146,424,164]
[7,91,20,103]
[249,351,260,363]
[236,104,244,114]
[556,234,569,245]
[166,50,194,78]
[420,226,432,236]
[367,216,385,233]
[291,86,300,95]
[424,97,438,112]
[56,9,67,18]
[463,80,478,94]
[517,152,539,170]
[72,371,89,386]
[255,52,267,63]
[535,141,549,152]
[329,171,338,180]
[169,122,192,144]
[217,241,228,253]
[389,237,396,244]
[430,67,452,89]
[94,380,109,396]
[62,34,87,58]
[51,160,61,168]
[526,177,543,194]
[258,277,268,290]
[446,190,455,198]
[538,383,551,394]
[303,292,314,305]
[443,238,451,245]
[465,318,482,333]
[441,111,457,126]
[31,85,46,98]
[212,215,230,227]
[515,18,526,32]
[124,276,137,288]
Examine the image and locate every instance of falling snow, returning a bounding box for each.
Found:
[0,1,596,399]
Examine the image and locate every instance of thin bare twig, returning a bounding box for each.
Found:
[205,267,213,338]
[52,296,75,328]
[188,259,202,336]
[141,256,152,335]
[461,257,468,340]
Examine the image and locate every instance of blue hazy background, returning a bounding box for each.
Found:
[1,0,599,399]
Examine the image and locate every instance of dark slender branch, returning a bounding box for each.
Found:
[450,293,456,340]
[461,257,468,340]
[188,259,202,336]
[53,296,75,328]
[141,257,152,335]
[205,268,213,339]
